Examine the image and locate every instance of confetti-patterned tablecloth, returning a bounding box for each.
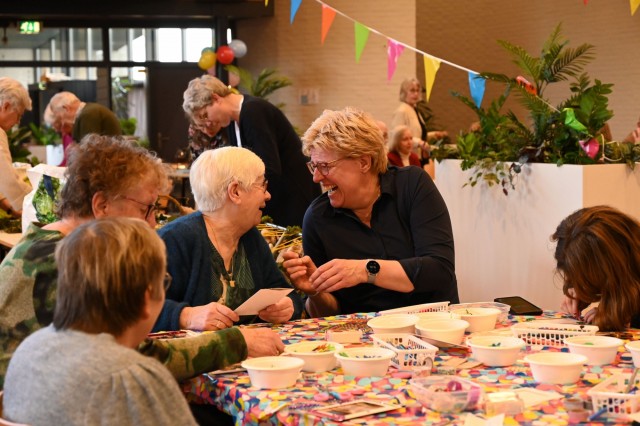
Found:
[181,312,639,425]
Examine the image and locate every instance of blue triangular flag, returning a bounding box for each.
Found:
[468,72,486,108]
[290,0,302,24]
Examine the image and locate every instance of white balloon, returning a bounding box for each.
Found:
[229,39,248,58]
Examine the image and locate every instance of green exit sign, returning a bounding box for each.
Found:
[18,21,41,34]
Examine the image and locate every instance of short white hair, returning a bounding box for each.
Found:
[0,77,32,112]
[190,146,265,212]
[48,91,81,116]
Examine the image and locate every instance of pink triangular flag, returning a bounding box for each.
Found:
[423,55,441,102]
[632,0,640,15]
[321,5,336,45]
[354,22,370,63]
[387,39,405,81]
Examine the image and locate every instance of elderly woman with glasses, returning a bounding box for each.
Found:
[283,107,459,317]
[153,146,303,332]
[0,136,285,391]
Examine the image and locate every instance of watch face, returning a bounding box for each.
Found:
[366,260,380,274]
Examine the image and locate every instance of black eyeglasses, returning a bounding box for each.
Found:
[306,158,345,176]
[163,272,172,292]
[122,196,159,220]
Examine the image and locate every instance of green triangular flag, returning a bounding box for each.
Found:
[354,22,370,63]
[563,108,588,133]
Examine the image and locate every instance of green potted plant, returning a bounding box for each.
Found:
[224,65,292,109]
[431,24,637,194]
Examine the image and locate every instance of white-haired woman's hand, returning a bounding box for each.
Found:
[179,302,240,331]
[282,251,318,296]
[258,296,294,324]
[239,328,285,357]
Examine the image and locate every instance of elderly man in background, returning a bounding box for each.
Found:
[0,77,32,217]
[46,91,121,143]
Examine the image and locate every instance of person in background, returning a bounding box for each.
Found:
[182,75,320,227]
[282,107,458,317]
[387,125,421,168]
[391,78,447,179]
[0,77,32,217]
[187,121,229,162]
[375,120,389,145]
[155,147,303,332]
[43,103,75,166]
[623,115,640,143]
[0,135,284,390]
[553,205,640,331]
[46,91,121,143]
[4,218,199,425]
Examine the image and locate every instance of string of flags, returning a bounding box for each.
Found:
[282,0,640,108]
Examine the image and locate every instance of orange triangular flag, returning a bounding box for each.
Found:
[632,0,640,15]
[321,5,336,45]
[423,55,441,102]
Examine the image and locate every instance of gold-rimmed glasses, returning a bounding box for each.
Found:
[306,158,345,176]
[122,196,159,220]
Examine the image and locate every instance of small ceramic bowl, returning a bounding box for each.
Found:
[367,314,419,335]
[626,340,640,368]
[241,356,304,389]
[450,307,501,332]
[415,319,470,344]
[335,346,395,377]
[467,336,526,367]
[283,341,344,372]
[565,335,623,366]
[524,352,587,384]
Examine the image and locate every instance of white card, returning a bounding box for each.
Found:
[234,288,293,315]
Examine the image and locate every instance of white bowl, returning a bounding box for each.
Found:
[524,352,587,384]
[565,335,622,366]
[283,341,344,372]
[335,346,395,377]
[626,341,640,368]
[367,314,419,335]
[415,319,469,344]
[241,356,304,389]
[416,311,461,321]
[467,336,526,367]
[451,307,501,332]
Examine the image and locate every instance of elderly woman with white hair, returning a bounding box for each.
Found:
[154,146,303,332]
[283,107,458,317]
[0,77,32,217]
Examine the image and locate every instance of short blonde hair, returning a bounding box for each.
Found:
[190,146,265,212]
[302,107,388,174]
[48,91,81,117]
[0,77,32,112]
[388,124,411,153]
[399,78,422,103]
[183,75,232,119]
[53,217,166,336]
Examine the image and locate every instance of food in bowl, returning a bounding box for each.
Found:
[564,335,622,366]
[409,376,484,413]
[415,319,469,345]
[335,346,395,377]
[367,314,419,335]
[467,336,526,367]
[451,307,501,332]
[283,341,344,372]
[524,352,587,384]
[241,356,304,389]
[626,341,640,368]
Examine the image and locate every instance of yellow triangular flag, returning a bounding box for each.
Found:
[631,0,640,15]
[423,55,441,102]
[265,0,268,6]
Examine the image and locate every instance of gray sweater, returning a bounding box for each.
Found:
[3,326,197,426]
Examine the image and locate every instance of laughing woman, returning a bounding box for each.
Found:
[283,107,458,317]
[154,147,303,332]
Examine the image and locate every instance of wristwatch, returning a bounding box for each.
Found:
[365,260,380,284]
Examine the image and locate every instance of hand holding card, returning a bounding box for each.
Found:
[234,288,294,316]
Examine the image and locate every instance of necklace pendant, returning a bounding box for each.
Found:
[230,280,235,288]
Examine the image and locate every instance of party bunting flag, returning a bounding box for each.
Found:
[265,0,268,6]
[321,5,336,45]
[423,55,441,101]
[632,0,640,15]
[290,0,302,24]
[387,39,404,81]
[468,73,486,108]
[354,22,370,63]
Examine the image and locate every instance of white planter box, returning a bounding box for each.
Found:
[435,159,640,311]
